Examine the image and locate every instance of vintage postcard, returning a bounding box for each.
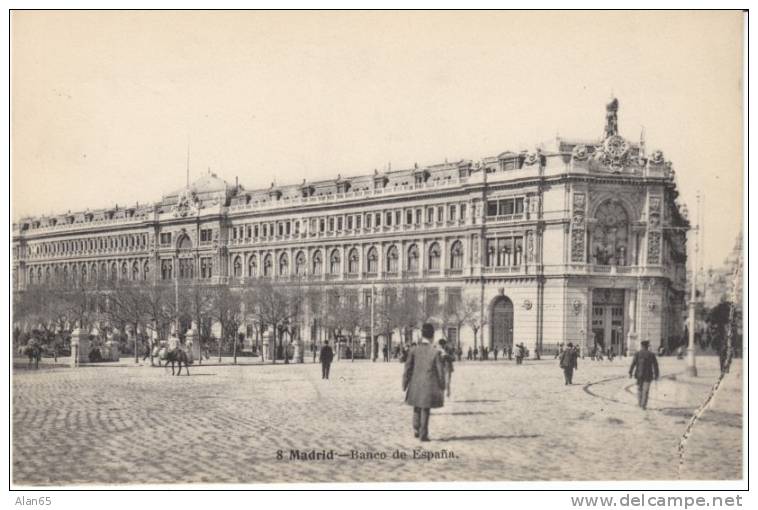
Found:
[9,10,745,489]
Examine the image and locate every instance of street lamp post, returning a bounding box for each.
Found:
[686,192,699,377]
[370,284,375,362]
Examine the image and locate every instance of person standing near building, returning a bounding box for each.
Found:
[70,332,80,368]
[320,340,334,380]
[628,340,660,410]
[437,338,455,398]
[403,323,445,441]
[559,342,578,385]
[515,343,525,365]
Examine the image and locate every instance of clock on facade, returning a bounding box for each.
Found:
[604,135,629,158]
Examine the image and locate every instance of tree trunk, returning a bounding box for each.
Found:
[134,321,139,364]
[271,328,276,364]
[233,332,238,365]
[217,328,222,363]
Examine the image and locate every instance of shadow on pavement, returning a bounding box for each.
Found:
[437,434,541,442]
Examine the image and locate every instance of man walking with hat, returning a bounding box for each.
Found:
[402,323,445,441]
[629,340,660,410]
[559,342,578,385]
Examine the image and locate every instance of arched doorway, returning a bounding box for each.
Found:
[490,296,514,352]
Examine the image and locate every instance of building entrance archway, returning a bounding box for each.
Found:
[489,295,514,352]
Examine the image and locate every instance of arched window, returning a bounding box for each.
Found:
[367,247,378,273]
[233,256,242,277]
[263,254,273,277]
[143,262,149,281]
[132,261,140,280]
[428,242,441,270]
[81,265,87,283]
[348,248,359,274]
[295,251,307,276]
[62,266,69,283]
[312,251,323,275]
[591,199,630,266]
[46,267,51,283]
[450,241,464,269]
[248,255,258,277]
[279,253,289,277]
[161,260,172,280]
[28,268,34,285]
[329,249,341,274]
[407,244,419,272]
[514,237,523,266]
[111,263,118,281]
[386,245,398,273]
[37,267,42,283]
[121,262,128,280]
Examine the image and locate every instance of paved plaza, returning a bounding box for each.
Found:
[12,354,742,485]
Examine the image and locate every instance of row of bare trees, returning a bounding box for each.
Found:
[13,278,489,363]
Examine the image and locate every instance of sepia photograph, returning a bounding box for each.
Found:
[9,9,746,491]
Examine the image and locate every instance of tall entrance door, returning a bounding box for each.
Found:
[490,296,514,351]
[591,289,625,354]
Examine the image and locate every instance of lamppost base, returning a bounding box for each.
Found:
[685,365,698,377]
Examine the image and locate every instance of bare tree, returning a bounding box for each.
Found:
[244,278,290,363]
[463,295,488,352]
[101,280,151,363]
[207,284,244,363]
[374,285,403,361]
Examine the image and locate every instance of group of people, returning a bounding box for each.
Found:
[557,339,660,409]
[465,343,526,363]
[401,332,665,443]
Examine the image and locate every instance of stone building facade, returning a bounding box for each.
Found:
[12,99,689,355]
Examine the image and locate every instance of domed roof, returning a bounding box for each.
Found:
[166,172,229,198]
[190,172,229,193]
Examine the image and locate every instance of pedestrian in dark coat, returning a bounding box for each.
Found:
[559,343,578,385]
[629,340,660,410]
[320,340,334,379]
[437,338,455,397]
[515,343,525,364]
[402,323,445,441]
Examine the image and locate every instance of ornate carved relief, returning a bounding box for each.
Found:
[571,192,586,262]
[172,189,200,218]
[572,144,589,161]
[527,231,535,262]
[523,152,540,166]
[647,231,662,264]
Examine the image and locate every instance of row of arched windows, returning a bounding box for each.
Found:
[28,260,150,285]
[30,234,148,258]
[231,241,465,278]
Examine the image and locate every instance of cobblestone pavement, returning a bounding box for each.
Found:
[12,354,742,485]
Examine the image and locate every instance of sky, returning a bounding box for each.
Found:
[11,11,744,269]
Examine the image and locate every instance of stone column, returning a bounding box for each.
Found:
[626,289,638,353]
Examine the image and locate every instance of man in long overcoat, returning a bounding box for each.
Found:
[628,340,660,410]
[402,323,445,441]
[320,340,334,380]
[559,342,578,385]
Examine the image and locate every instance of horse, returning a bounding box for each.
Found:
[25,344,43,369]
[158,347,190,376]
